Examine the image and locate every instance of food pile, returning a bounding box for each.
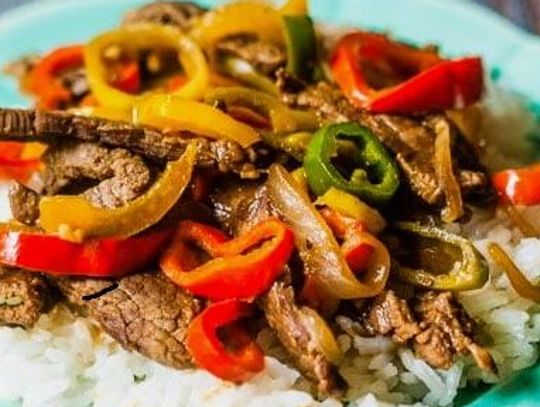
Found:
[0,0,539,403]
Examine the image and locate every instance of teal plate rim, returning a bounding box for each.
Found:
[0,1,539,406]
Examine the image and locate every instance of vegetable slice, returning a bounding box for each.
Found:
[393,222,489,291]
[136,94,260,148]
[204,86,318,133]
[219,55,279,95]
[186,299,265,383]
[488,242,540,302]
[330,31,483,113]
[28,45,84,109]
[160,218,294,300]
[39,143,197,240]
[492,163,540,206]
[85,24,209,110]
[192,1,284,52]
[283,15,317,80]
[280,0,308,15]
[433,118,464,222]
[0,227,171,277]
[303,122,400,204]
[316,187,386,234]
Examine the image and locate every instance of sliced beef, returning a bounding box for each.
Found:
[361,113,442,204]
[211,180,274,235]
[413,291,496,372]
[278,77,492,207]
[0,268,55,327]
[261,282,344,395]
[216,35,286,75]
[362,290,420,343]
[8,182,40,225]
[278,75,357,124]
[57,272,201,369]
[123,2,206,30]
[0,109,258,177]
[359,290,495,372]
[41,142,152,208]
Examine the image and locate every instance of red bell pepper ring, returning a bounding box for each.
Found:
[0,142,43,183]
[0,228,171,277]
[330,32,484,114]
[160,218,294,300]
[185,299,265,383]
[319,207,374,273]
[165,74,188,92]
[112,61,141,94]
[492,163,540,206]
[0,156,41,183]
[342,239,374,272]
[27,45,85,109]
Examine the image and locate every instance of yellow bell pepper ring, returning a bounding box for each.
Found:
[85,24,209,110]
[192,1,285,51]
[69,106,134,123]
[280,0,309,16]
[135,94,261,148]
[315,187,386,235]
[39,143,197,240]
[204,87,318,134]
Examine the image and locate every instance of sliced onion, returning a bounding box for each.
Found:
[488,242,540,302]
[500,204,539,238]
[434,118,464,223]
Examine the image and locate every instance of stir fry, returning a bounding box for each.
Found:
[2,0,539,397]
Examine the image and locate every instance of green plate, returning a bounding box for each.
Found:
[0,0,539,405]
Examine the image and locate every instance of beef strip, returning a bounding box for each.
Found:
[9,182,40,225]
[359,289,495,372]
[413,291,496,372]
[277,75,492,206]
[212,181,343,394]
[57,272,201,369]
[123,2,206,30]
[0,108,259,178]
[362,113,443,204]
[211,180,274,235]
[261,282,344,395]
[0,267,55,327]
[362,290,420,343]
[216,35,287,75]
[41,142,152,208]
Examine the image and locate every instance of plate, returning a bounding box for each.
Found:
[0,0,539,406]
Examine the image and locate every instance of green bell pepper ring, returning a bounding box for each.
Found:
[303,122,400,204]
[283,15,317,80]
[392,222,489,291]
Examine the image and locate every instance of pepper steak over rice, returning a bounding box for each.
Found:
[0,1,539,406]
